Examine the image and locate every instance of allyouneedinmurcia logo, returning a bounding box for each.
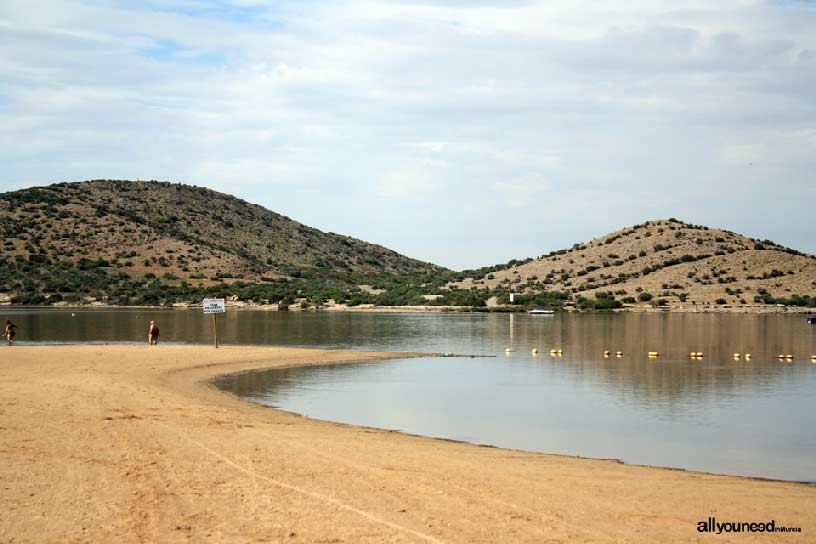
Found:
[697,517,801,534]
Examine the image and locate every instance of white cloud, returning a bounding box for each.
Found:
[377,158,450,200]
[721,128,816,165]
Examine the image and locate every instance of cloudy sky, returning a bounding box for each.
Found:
[1,0,815,269]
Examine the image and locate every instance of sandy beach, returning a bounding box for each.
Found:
[1,345,814,543]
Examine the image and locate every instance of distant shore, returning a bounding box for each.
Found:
[2,345,814,543]
[3,301,815,315]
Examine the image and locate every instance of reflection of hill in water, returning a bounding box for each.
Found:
[505,313,815,411]
[218,313,816,414]
[10,308,815,412]
[215,314,816,482]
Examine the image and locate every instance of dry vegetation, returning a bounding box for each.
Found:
[452,219,816,309]
[0,179,441,282]
[0,181,813,310]
[0,180,447,306]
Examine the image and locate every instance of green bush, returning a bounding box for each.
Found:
[576,294,622,310]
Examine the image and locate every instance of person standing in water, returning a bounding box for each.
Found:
[5,320,16,345]
[148,320,159,345]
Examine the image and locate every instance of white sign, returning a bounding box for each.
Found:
[202,298,226,314]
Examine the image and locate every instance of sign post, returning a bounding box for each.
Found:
[202,298,226,348]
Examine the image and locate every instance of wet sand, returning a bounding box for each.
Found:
[1,345,813,543]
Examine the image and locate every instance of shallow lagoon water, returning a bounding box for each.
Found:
[4,308,816,480]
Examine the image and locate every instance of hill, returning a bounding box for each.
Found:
[1,184,813,310]
[449,218,816,310]
[0,180,445,306]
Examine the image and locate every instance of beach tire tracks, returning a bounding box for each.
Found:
[246,427,617,543]
[97,398,188,542]
[160,422,445,544]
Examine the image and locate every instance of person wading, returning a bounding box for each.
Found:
[5,320,16,345]
[148,320,160,346]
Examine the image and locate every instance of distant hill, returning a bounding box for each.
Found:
[450,218,816,309]
[1,185,813,310]
[0,180,445,305]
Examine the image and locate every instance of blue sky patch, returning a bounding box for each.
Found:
[95,0,275,24]
[136,38,225,65]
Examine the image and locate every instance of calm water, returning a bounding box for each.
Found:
[4,308,816,480]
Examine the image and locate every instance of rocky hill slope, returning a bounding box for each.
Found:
[0,182,813,310]
[0,180,444,305]
[451,219,816,310]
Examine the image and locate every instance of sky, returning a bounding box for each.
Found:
[1,0,815,270]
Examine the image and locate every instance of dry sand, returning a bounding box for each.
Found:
[1,345,813,543]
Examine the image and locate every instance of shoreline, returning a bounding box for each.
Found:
[214,367,815,487]
[2,345,815,542]
[3,303,815,315]
[219,373,816,487]
[215,360,816,487]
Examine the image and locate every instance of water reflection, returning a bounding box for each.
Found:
[5,308,816,479]
[218,351,816,481]
[4,308,813,354]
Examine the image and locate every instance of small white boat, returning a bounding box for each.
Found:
[527,309,555,315]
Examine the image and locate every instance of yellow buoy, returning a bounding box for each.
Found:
[648,351,660,358]
[733,353,741,359]
[615,351,623,357]
[532,348,538,354]
[810,355,816,363]
[744,354,751,360]
[603,350,611,357]
[505,347,512,353]
[786,354,793,360]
